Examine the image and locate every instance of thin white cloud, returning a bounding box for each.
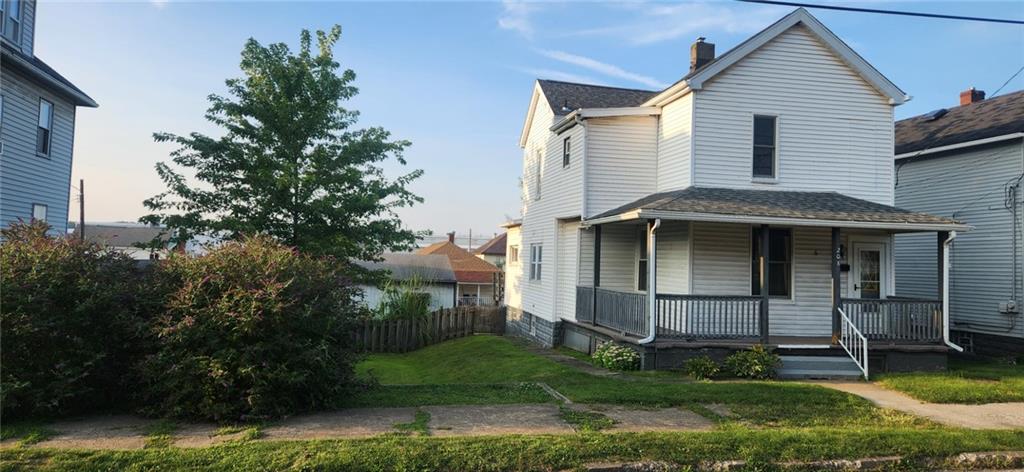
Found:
[519,68,608,86]
[498,0,540,39]
[539,50,668,89]
[562,2,786,45]
[150,0,169,9]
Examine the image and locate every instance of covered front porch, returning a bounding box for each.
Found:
[569,187,969,376]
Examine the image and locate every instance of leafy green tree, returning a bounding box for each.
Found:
[141,25,422,264]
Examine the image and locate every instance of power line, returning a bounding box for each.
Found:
[992,65,1024,97]
[736,0,1024,25]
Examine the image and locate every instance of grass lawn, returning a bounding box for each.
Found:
[4,428,1023,471]
[356,336,929,428]
[877,357,1024,404]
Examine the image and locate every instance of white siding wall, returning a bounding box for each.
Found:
[691,222,750,295]
[513,92,584,321]
[657,94,693,191]
[585,115,658,216]
[691,25,895,205]
[895,141,1024,339]
[656,220,690,294]
[598,223,639,291]
[504,226,523,309]
[556,220,580,320]
[359,283,456,311]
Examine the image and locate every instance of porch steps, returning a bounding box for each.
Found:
[777,355,864,380]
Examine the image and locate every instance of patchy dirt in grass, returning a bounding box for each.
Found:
[32,415,152,450]
[817,381,1024,429]
[262,408,417,440]
[424,404,574,436]
[171,424,251,448]
[703,404,733,418]
[584,405,715,432]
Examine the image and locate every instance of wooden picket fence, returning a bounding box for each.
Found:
[353,306,505,353]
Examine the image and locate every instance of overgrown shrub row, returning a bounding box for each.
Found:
[1,222,365,421]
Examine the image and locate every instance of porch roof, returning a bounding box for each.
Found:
[584,187,969,232]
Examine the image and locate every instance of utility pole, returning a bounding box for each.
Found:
[78,179,85,241]
[468,228,473,250]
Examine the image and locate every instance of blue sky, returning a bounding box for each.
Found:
[35,1,1023,239]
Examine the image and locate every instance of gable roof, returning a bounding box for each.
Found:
[588,186,967,232]
[355,253,457,284]
[895,90,1024,157]
[417,241,500,284]
[642,8,908,107]
[474,233,507,256]
[537,80,657,116]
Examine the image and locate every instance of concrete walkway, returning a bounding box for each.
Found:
[1,404,717,450]
[816,381,1024,429]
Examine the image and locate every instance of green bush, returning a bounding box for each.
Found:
[138,236,362,421]
[685,356,720,381]
[0,221,143,417]
[592,342,640,371]
[724,345,780,380]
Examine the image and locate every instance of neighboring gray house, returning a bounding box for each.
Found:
[73,223,176,260]
[894,88,1024,355]
[356,253,458,312]
[1,0,98,235]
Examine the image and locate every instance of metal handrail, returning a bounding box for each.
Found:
[838,307,869,380]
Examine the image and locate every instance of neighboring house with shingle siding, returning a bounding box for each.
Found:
[894,89,1024,356]
[506,8,966,376]
[1,0,97,235]
[418,233,501,306]
[474,232,507,268]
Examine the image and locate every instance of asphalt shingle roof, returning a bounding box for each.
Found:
[895,90,1024,156]
[73,224,168,247]
[474,233,507,256]
[2,42,98,107]
[417,241,500,284]
[537,80,657,115]
[355,253,457,284]
[590,187,962,227]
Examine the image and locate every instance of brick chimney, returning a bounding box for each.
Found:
[690,37,715,72]
[447,231,456,243]
[959,87,985,106]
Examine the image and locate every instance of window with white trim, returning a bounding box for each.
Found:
[36,99,53,156]
[562,137,571,168]
[751,227,792,297]
[752,115,777,179]
[637,230,648,291]
[508,245,519,263]
[529,244,543,280]
[1,0,22,44]
[32,203,47,222]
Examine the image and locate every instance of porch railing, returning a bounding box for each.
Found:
[838,307,869,379]
[841,298,942,343]
[656,294,761,339]
[595,288,648,337]
[576,286,595,323]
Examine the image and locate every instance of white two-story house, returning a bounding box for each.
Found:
[503,8,967,377]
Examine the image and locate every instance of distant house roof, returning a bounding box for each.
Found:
[537,80,656,116]
[1,42,98,107]
[356,253,457,284]
[73,224,168,248]
[588,187,967,232]
[417,241,500,284]
[895,90,1024,156]
[474,233,507,256]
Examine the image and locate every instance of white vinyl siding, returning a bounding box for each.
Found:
[598,224,638,291]
[692,24,894,205]
[657,93,693,191]
[504,226,523,309]
[585,115,658,216]
[692,222,750,295]
[359,283,456,311]
[556,220,580,320]
[655,220,690,294]
[895,141,1024,339]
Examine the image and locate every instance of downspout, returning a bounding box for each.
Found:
[639,218,662,344]
[577,114,589,219]
[943,231,964,352]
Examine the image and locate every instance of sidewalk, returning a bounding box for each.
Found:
[2,403,716,450]
[815,381,1024,429]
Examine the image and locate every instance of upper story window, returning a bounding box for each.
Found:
[508,245,519,264]
[32,203,47,222]
[529,244,543,280]
[562,137,571,168]
[751,227,792,297]
[752,115,777,179]
[532,149,542,200]
[36,99,53,156]
[1,0,22,44]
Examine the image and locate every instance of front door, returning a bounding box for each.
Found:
[850,242,885,299]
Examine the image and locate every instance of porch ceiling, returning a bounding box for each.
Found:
[584,187,970,232]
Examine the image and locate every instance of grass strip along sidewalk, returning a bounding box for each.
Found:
[877,358,1024,404]
[4,428,1023,471]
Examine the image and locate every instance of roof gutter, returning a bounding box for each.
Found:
[581,209,971,232]
[895,133,1024,160]
[2,49,98,108]
[641,82,692,107]
[639,218,661,344]
[550,107,662,134]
